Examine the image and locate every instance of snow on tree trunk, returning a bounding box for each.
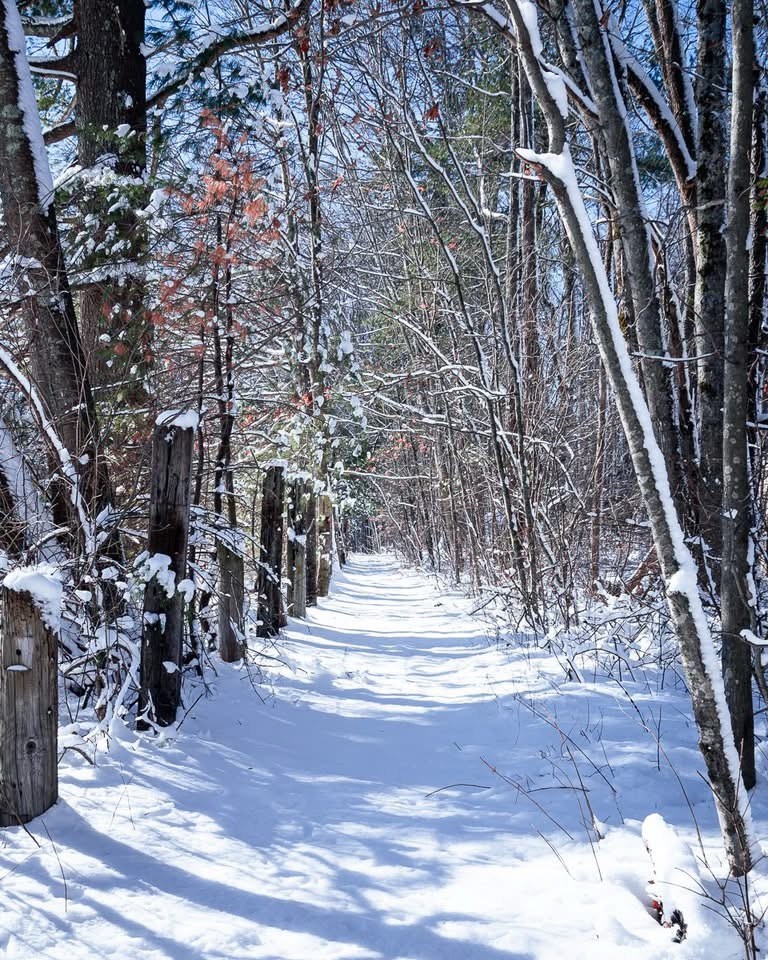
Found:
[305,491,318,608]
[569,0,682,497]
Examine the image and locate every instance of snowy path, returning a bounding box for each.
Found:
[0,556,757,958]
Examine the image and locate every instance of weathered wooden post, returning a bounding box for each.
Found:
[217,531,245,662]
[317,493,332,597]
[0,568,61,826]
[334,507,347,568]
[138,411,195,727]
[288,480,307,619]
[284,480,297,624]
[256,461,285,638]
[305,490,318,607]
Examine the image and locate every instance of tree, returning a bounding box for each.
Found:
[0,0,112,550]
[446,0,754,875]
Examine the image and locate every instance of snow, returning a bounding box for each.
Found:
[135,551,176,597]
[642,814,702,929]
[0,556,765,959]
[3,563,62,633]
[542,68,569,118]
[156,409,200,431]
[0,422,47,549]
[2,0,55,214]
[516,0,543,56]
[339,329,354,356]
[177,578,195,603]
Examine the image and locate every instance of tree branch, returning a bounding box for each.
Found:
[20,14,74,40]
[147,0,311,112]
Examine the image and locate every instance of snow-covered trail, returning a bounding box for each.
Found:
[0,556,754,959]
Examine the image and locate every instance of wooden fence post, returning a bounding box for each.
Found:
[288,480,307,619]
[256,462,285,638]
[334,507,347,567]
[217,534,245,662]
[0,571,60,826]
[305,490,318,607]
[138,411,194,727]
[317,493,332,597]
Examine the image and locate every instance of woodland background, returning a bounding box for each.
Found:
[0,0,767,890]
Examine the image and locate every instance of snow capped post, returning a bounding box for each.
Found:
[256,461,286,638]
[138,410,196,728]
[0,566,61,826]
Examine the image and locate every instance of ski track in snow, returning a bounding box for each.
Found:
[0,555,765,959]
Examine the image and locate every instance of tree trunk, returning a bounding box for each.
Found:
[210,229,244,662]
[721,0,755,790]
[589,364,607,589]
[317,493,333,597]
[693,0,728,576]
[570,0,681,494]
[305,491,318,607]
[334,507,347,568]
[138,414,194,727]
[288,480,308,618]
[256,464,285,638]
[75,0,149,394]
[0,577,60,826]
[0,5,112,545]
[217,540,245,662]
[292,536,307,620]
[0,430,25,558]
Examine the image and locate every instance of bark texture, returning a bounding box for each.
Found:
[721,0,755,790]
[256,465,285,638]
[0,7,110,541]
[316,493,332,598]
[0,587,58,826]
[217,541,245,662]
[693,0,727,570]
[288,480,307,619]
[138,418,194,727]
[74,0,148,391]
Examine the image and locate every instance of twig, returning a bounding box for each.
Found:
[424,782,490,798]
[40,819,68,913]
